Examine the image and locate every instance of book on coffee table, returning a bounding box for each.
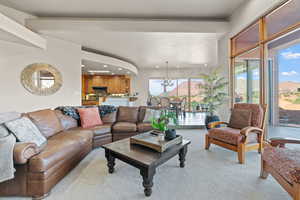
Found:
[130,132,183,153]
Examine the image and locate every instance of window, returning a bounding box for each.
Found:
[234,62,247,103]
[266,0,300,37]
[267,29,300,126]
[148,78,203,111]
[233,22,260,55]
[190,78,203,104]
[165,80,178,98]
[149,79,164,96]
[177,79,189,99]
[234,48,260,103]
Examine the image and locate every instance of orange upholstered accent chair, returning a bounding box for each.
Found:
[205,103,267,164]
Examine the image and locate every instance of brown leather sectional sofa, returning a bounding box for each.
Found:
[0,106,155,199]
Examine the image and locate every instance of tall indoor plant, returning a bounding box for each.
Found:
[199,68,228,129]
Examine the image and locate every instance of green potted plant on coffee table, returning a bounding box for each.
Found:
[151,110,178,140]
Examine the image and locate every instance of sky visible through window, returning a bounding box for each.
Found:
[235,42,300,83]
[279,42,300,83]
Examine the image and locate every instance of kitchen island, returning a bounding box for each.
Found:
[82,96,138,106]
[102,96,138,107]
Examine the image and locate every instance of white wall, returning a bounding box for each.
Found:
[217,34,231,121]
[0,36,82,112]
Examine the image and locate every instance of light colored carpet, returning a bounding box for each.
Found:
[2,129,290,200]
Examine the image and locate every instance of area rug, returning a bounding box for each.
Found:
[5,129,290,200]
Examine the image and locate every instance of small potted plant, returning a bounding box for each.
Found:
[199,68,228,129]
[151,110,178,140]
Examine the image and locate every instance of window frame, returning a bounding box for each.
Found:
[230,0,300,107]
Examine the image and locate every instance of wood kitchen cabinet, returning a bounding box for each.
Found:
[82,75,131,96]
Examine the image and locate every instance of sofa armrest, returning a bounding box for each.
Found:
[208,121,228,129]
[269,137,300,148]
[14,142,40,164]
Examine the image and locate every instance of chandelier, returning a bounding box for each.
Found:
[161,61,174,87]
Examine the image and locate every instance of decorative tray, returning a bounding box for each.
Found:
[130,132,183,153]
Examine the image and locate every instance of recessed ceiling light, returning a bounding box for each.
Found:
[118,68,122,70]
[103,65,108,68]
[88,70,110,73]
[155,65,160,69]
[81,64,85,67]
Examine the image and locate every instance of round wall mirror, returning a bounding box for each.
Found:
[21,63,63,96]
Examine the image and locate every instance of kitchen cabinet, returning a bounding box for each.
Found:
[82,75,131,96]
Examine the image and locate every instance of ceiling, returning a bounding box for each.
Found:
[0,0,246,19]
[0,0,248,70]
[40,30,219,68]
[82,60,132,75]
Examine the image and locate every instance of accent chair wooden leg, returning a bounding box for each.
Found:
[260,160,269,179]
[237,143,245,164]
[293,183,300,200]
[205,134,210,150]
[258,135,264,154]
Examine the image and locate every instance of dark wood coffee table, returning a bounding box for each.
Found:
[102,138,191,197]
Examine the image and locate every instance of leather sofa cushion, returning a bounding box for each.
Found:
[27,109,63,138]
[138,106,161,122]
[71,124,111,136]
[101,111,117,124]
[29,130,92,172]
[137,123,153,133]
[55,110,78,130]
[112,122,137,133]
[117,106,139,123]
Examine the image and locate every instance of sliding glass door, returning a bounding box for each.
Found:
[268,29,300,127]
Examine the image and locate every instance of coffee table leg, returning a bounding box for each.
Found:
[140,168,155,197]
[105,149,115,174]
[179,145,188,168]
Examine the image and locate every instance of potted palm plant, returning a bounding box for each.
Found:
[151,110,178,140]
[199,68,228,129]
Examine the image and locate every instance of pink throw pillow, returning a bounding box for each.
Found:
[77,108,103,128]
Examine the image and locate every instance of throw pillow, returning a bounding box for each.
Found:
[143,109,161,123]
[0,125,9,138]
[5,117,47,147]
[55,110,78,130]
[77,107,103,128]
[228,109,252,129]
